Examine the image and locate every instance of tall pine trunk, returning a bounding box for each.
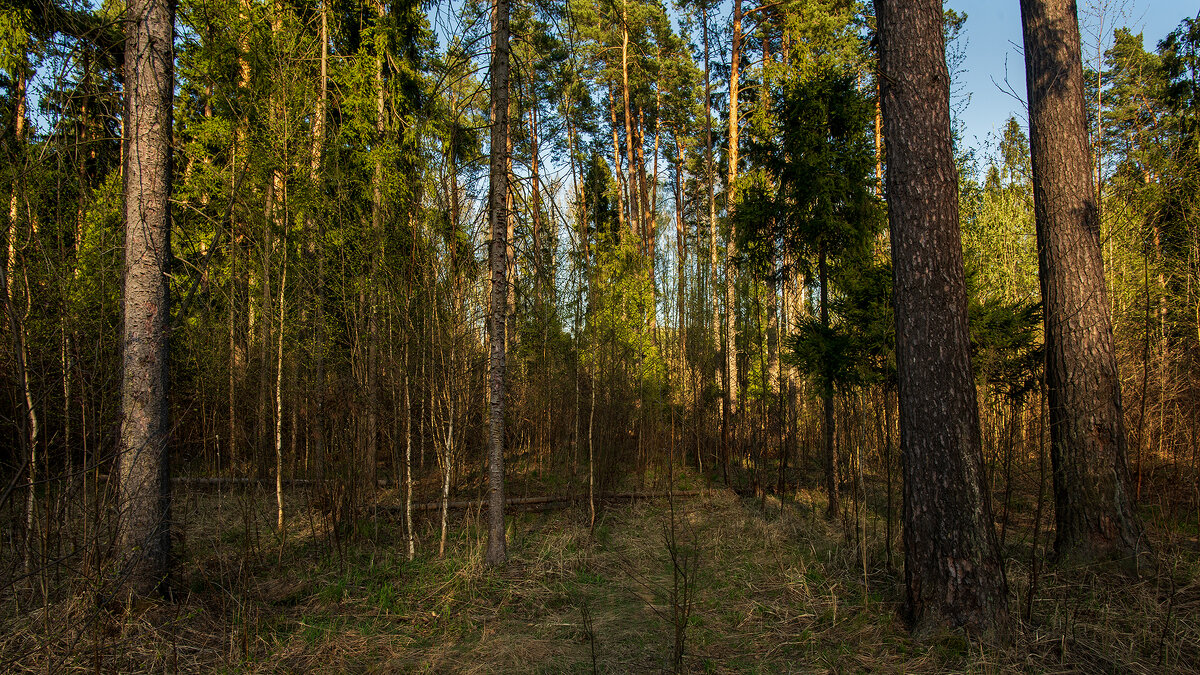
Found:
[875,0,1009,636]
[1019,0,1143,564]
[702,4,721,469]
[486,0,511,567]
[118,0,175,595]
[723,0,743,467]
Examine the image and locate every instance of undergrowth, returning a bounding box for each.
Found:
[1,475,1198,673]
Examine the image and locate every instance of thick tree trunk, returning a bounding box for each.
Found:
[875,0,1009,636]
[118,0,175,596]
[1019,0,1142,564]
[486,0,511,567]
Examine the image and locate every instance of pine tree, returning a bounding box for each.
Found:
[1020,0,1143,564]
[875,0,1009,635]
[486,0,512,567]
[117,0,175,596]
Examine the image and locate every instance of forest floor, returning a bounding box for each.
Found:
[3,466,1200,673]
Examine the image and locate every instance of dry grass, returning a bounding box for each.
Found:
[1,474,1198,673]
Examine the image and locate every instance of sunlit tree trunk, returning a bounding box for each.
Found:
[723,0,743,464]
[275,238,287,532]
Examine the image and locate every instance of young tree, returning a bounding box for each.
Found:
[1020,0,1143,564]
[874,0,1009,635]
[486,0,511,567]
[117,0,175,595]
[747,71,881,519]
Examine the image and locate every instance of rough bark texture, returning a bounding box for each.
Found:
[118,0,175,596]
[1019,0,1142,564]
[875,0,1009,636]
[486,0,510,567]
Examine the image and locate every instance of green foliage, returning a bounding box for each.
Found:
[584,239,664,387]
[744,70,881,276]
[967,293,1042,402]
[743,66,884,396]
[963,117,1039,303]
[0,5,31,75]
[786,256,893,393]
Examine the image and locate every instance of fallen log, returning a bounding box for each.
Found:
[170,476,393,488]
[379,490,705,515]
[166,475,704,513]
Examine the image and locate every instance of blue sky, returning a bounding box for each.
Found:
[945,0,1197,153]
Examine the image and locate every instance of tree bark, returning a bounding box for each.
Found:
[118,0,175,596]
[275,237,287,533]
[404,364,414,559]
[723,0,743,467]
[1019,0,1143,563]
[702,2,721,450]
[486,0,511,567]
[875,0,1009,636]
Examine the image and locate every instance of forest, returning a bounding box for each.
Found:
[1,0,1199,670]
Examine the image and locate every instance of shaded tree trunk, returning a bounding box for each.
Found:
[486,0,511,567]
[118,0,175,595]
[1019,0,1143,564]
[875,0,1009,636]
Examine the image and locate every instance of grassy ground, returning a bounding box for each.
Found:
[2,472,1199,673]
